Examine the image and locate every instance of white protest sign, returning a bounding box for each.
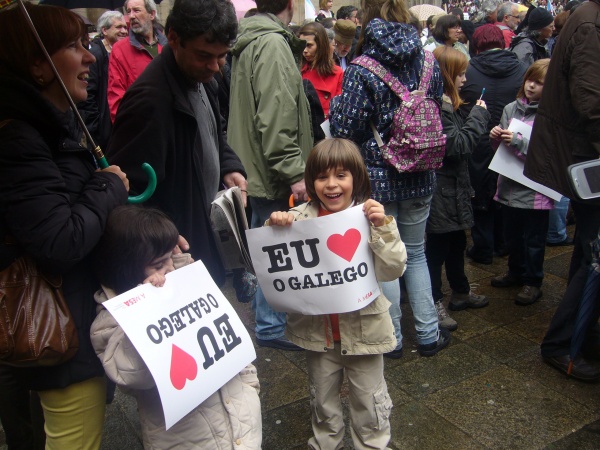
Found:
[246,205,380,315]
[489,118,563,201]
[102,260,255,430]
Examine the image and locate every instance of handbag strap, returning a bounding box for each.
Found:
[418,50,436,93]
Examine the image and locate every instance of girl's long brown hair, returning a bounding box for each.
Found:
[299,22,336,77]
[433,46,468,110]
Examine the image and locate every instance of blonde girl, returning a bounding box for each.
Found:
[317,0,334,19]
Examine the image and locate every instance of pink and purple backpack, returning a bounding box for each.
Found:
[353,51,446,173]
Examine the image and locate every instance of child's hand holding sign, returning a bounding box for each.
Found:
[362,199,385,227]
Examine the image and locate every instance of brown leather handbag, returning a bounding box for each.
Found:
[0,255,79,367]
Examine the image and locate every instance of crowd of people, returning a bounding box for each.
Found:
[0,0,598,448]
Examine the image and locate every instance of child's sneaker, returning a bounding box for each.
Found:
[435,300,457,331]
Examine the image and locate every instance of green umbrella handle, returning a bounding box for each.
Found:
[97,155,110,169]
[127,163,158,204]
[96,152,157,204]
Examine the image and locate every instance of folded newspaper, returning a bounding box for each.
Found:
[210,187,254,273]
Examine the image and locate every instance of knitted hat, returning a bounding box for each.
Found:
[333,19,357,45]
[527,7,554,31]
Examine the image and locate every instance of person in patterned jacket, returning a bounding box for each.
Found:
[330,0,450,358]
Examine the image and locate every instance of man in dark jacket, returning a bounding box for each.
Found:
[460,24,526,264]
[79,11,127,150]
[524,0,600,382]
[108,0,247,287]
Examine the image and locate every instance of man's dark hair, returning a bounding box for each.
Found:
[320,17,336,29]
[255,0,289,15]
[337,5,358,20]
[165,0,237,46]
[450,7,464,20]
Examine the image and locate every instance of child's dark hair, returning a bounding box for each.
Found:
[93,205,179,294]
[305,138,372,204]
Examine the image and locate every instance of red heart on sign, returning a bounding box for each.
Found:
[327,228,361,262]
[170,344,198,390]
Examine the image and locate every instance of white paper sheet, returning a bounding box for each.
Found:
[488,118,563,202]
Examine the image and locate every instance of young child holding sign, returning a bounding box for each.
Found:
[489,59,553,306]
[268,138,407,449]
[90,205,262,449]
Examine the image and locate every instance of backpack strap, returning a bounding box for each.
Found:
[352,55,410,102]
[418,50,436,93]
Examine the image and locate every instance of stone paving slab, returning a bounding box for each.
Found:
[422,365,599,450]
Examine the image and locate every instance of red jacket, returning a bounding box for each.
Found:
[301,64,343,118]
[496,23,516,49]
[107,27,167,122]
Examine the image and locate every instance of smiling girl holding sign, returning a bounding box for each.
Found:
[268,138,407,450]
[90,205,262,449]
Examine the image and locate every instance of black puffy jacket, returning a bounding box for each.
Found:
[0,73,127,390]
[427,99,490,233]
[108,46,246,286]
[459,49,526,210]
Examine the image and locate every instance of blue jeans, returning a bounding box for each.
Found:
[249,197,290,340]
[382,196,439,347]
[547,197,569,244]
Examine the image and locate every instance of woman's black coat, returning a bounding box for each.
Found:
[0,74,127,390]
